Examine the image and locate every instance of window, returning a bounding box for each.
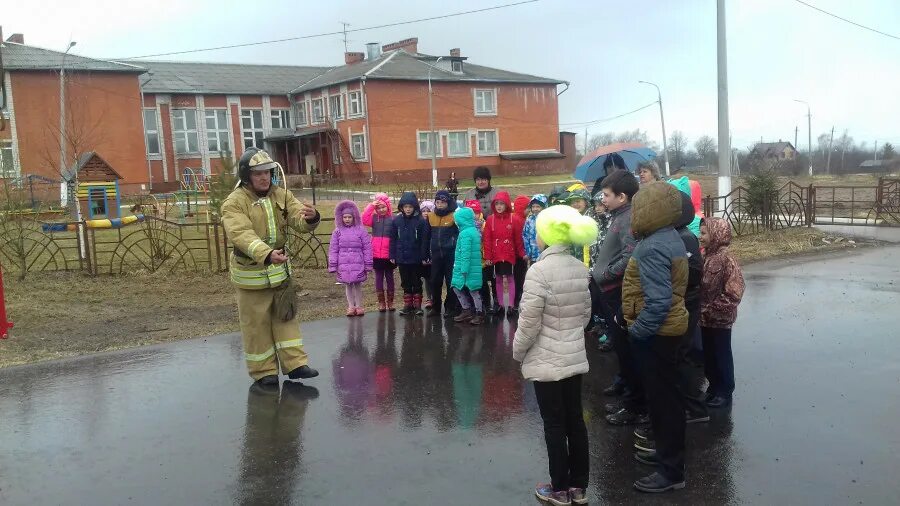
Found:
[329,95,344,120]
[142,108,160,155]
[447,131,470,157]
[350,133,366,160]
[311,99,325,124]
[172,109,199,154]
[417,131,442,158]
[241,109,264,149]
[205,109,230,154]
[294,102,308,126]
[476,130,498,155]
[271,109,291,129]
[348,91,363,117]
[0,141,15,178]
[451,60,463,73]
[474,89,497,116]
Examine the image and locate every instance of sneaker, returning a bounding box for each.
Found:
[255,374,278,386]
[602,382,625,397]
[346,307,356,317]
[469,312,484,325]
[535,484,571,506]
[355,307,365,316]
[605,408,649,426]
[398,306,414,316]
[634,450,658,466]
[424,298,433,309]
[685,411,710,424]
[568,488,587,505]
[454,309,474,323]
[604,402,623,415]
[634,438,656,453]
[633,472,685,493]
[287,365,319,380]
[633,426,653,441]
[414,307,424,316]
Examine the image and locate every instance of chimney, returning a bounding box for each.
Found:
[345,52,365,65]
[6,33,24,44]
[365,42,381,61]
[382,37,418,54]
[450,48,460,57]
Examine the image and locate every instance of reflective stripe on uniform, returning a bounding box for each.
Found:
[247,239,267,258]
[244,346,275,362]
[260,198,278,245]
[275,338,303,350]
[230,263,288,289]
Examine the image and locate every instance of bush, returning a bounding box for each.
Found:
[208,154,238,222]
[744,168,779,218]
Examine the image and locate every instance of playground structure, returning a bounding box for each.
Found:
[42,214,145,233]
[150,168,210,224]
[63,152,124,220]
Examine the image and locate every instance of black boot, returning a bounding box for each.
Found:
[288,365,319,380]
[255,374,279,386]
[633,472,685,493]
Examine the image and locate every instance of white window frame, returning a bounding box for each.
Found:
[294,101,308,126]
[0,140,17,178]
[311,98,325,124]
[271,108,292,130]
[446,130,471,158]
[241,109,265,150]
[205,109,231,155]
[474,88,497,116]
[350,133,367,161]
[142,108,161,156]
[347,91,363,117]
[172,109,199,154]
[476,129,499,155]
[328,95,344,121]
[417,130,443,159]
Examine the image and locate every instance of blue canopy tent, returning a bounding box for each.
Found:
[573,143,657,184]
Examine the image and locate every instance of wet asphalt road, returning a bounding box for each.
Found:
[1,246,898,505]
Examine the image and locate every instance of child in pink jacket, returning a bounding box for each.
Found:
[362,193,396,311]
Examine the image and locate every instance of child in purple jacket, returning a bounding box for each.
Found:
[329,200,373,316]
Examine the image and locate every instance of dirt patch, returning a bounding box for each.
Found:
[0,269,380,368]
[730,227,872,264]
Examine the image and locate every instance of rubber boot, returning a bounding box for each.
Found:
[377,291,387,312]
[399,294,414,315]
[387,290,396,311]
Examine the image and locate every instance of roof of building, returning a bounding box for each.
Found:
[135,60,330,95]
[1,42,145,73]
[62,151,123,182]
[290,49,564,94]
[752,141,797,156]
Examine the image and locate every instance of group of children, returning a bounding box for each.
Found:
[327,164,746,503]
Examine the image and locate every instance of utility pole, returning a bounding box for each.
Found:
[794,126,798,153]
[826,126,834,175]
[716,0,731,199]
[427,56,444,188]
[638,80,670,176]
[340,22,350,52]
[794,99,812,176]
[59,40,76,206]
[584,127,588,155]
[874,140,878,162]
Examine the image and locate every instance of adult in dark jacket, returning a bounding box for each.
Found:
[461,166,501,218]
[390,192,428,315]
[424,190,460,317]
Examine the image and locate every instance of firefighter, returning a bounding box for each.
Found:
[222,147,321,386]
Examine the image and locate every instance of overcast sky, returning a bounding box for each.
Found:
[8,0,900,153]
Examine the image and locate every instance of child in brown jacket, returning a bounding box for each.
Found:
[699,217,745,409]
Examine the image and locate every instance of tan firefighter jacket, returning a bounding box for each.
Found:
[221,185,320,289]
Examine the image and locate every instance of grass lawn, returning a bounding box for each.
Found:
[0,226,874,368]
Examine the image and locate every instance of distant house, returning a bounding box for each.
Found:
[751,141,798,161]
[859,159,900,174]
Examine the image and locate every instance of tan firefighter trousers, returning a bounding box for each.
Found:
[236,287,308,380]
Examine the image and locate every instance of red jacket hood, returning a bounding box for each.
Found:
[513,195,530,218]
[689,180,703,216]
[491,191,513,216]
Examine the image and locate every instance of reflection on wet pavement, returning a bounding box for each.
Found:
[0,246,898,505]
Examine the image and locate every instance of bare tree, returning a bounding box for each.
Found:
[668,131,688,169]
[835,130,854,172]
[883,142,896,160]
[694,135,717,165]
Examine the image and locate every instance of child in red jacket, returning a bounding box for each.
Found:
[484,191,525,315]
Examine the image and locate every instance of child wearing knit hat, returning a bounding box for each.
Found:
[419,200,436,309]
[512,204,596,505]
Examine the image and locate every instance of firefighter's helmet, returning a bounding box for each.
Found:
[238,148,279,184]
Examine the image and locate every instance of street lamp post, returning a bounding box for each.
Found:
[59,41,76,191]
[794,99,812,176]
[427,56,444,188]
[639,80,670,176]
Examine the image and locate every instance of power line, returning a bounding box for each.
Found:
[792,0,900,41]
[107,0,541,61]
[559,101,659,127]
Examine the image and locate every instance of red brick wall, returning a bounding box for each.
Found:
[11,71,147,184]
[364,80,559,182]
